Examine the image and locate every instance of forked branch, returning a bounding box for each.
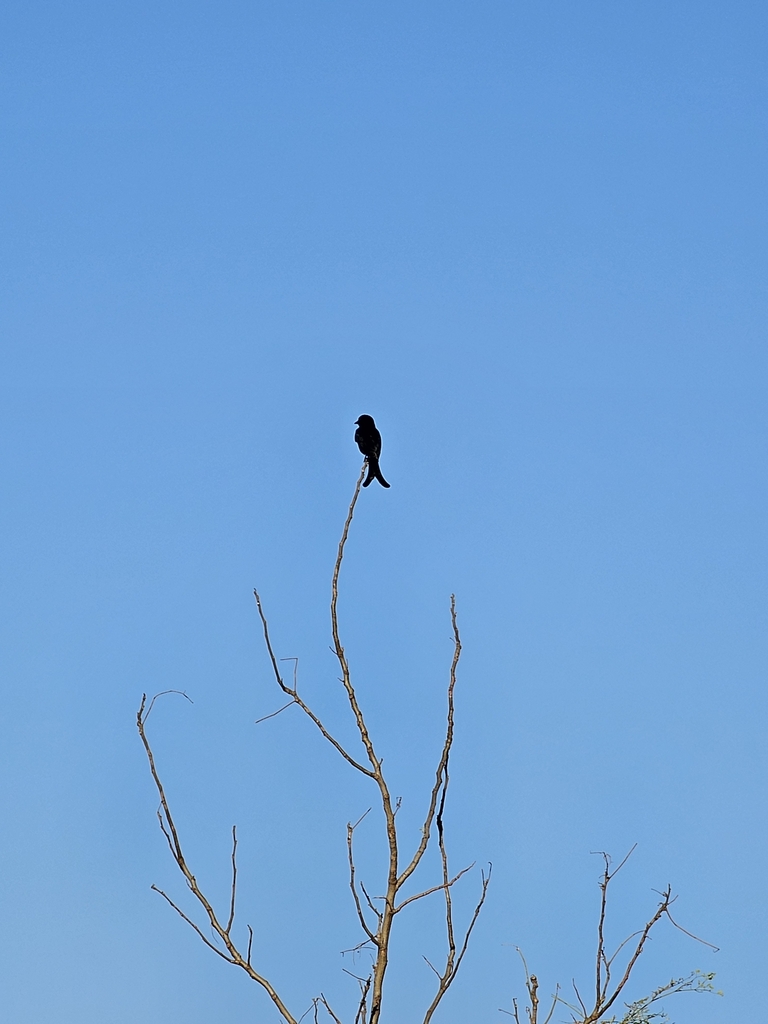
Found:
[253,585,376,780]
[136,693,298,1024]
[347,809,379,943]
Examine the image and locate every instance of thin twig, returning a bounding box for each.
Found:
[226,825,238,934]
[143,689,193,723]
[341,939,376,956]
[541,984,560,1024]
[254,699,297,725]
[665,909,720,951]
[451,866,492,978]
[395,862,474,913]
[573,979,588,1018]
[352,974,372,1024]
[298,1001,316,1024]
[606,928,644,967]
[423,956,441,979]
[360,880,382,922]
[348,810,378,943]
[151,885,233,963]
[319,993,344,1024]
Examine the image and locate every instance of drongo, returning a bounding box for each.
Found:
[354,415,391,488]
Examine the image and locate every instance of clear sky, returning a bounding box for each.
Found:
[0,2,766,1021]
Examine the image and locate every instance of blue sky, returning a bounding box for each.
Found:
[1,1,766,1021]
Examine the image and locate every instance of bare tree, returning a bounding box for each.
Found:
[137,464,489,1024]
[502,849,720,1024]
[137,464,719,1024]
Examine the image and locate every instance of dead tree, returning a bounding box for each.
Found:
[137,464,489,1023]
[503,848,719,1024]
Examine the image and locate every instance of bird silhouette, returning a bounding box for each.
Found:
[354,415,390,488]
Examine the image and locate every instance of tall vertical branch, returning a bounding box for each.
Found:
[398,595,460,890]
[328,464,398,1024]
[329,463,387,779]
[325,473,488,1023]
[257,469,488,1021]
[419,598,492,1021]
[593,845,635,1010]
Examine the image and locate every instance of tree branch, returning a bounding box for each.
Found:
[253,589,376,779]
[421,863,492,1024]
[398,596,460,890]
[394,862,474,913]
[137,693,299,1024]
[347,810,379,943]
[328,467,400,1024]
[226,825,237,935]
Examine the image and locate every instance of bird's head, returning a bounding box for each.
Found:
[355,414,374,427]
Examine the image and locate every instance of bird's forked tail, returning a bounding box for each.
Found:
[363,456,390,488]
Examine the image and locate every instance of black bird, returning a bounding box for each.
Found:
[355,415,391,488]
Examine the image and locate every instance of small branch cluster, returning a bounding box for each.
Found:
[137,463,488,1023]
[506,949,559,1024]
[503,848,719,1024]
